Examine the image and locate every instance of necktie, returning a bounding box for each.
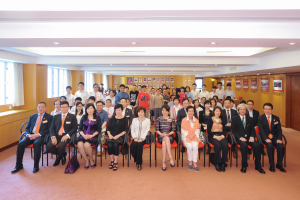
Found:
[227,110,231,122]
[267,115,273,139]
[242,117,246,129]
[59,114,66,136]
[34,114,42,134]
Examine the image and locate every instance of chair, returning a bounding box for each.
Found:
[155,132,178,167]
[255,126,287,167]
[45,134,71,162]
[19,122,48,166]
[205,130,234,167]
[128,131,152,167]
[230,133,254,167]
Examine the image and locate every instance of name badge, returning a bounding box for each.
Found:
[66,121,71,124]
[126,115,130,118]
[274,121,278,125]
[42,120,48,123]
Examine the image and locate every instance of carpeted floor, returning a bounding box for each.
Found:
[1,127,300,200]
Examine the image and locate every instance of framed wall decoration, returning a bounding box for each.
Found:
[156,83,160,88]
[227,79,232,85]
[235,79,241,89]
[148,77,151,82]
[152,84,155,88]
[157,77,160,83]
[143,77,147,83]
[171,84,174,88]
[170,77,174,83]
[127,77,133,85]
[152,77,156,83]
[167,84,170,88]
[260,78,269,91]
[145,84,148,88]
[250,78,258,90]
[243,79,248,89]
[139,77,142,83]
[273,78,283,92]
[134,77,138,83]
[161,77,165,83]
[166,77,170,83]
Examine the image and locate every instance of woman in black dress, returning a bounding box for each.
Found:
[106,104,129,171]
[77,103,102,169]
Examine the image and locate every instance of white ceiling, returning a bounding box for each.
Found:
[0,3,300,76]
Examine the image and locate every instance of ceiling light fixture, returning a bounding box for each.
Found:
[131,42,138,45]
[257,74,259,75]
[289,42,296,45]
[211,42,216,45]
[241,75,242,76]
[54,42,60,45]
[269,73,271,75]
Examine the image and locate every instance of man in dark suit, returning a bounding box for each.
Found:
[246,100,259,127]
[113,98,133,126]
[258,103,286,172]
[12,102,53,173]
[222,99,238,156]
[232,104,265,174]
[47,101,77,166]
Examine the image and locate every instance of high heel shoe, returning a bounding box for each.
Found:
[91,160,96,169]
[162,162,167,171]
[84,160,90,170]
[168,158,175,167]
[109,161,114,169]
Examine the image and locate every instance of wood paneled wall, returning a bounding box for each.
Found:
[217,74,286,126]
[203,77,218,91]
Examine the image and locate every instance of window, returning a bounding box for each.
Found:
[85,72,94,92]
[47,67,68,98]
[195,78,203,92]
[0,62,14,105]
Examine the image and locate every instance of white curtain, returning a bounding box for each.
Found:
[103,74,108,91]
[12,63,24,106]
[67,70,72,87]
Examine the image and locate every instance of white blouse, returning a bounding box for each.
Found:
[89,91,105,102]
[103,107,114,118]
[106,96,116,106]
[131,118,151,141]
[76,113,85,124]
[51,109,61,116]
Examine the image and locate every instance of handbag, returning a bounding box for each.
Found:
[101,134,109,145]
[64,154,80,174]
[144,134,151,144]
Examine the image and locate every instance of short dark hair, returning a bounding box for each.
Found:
[161,104,170,112]
[212,86,217,89]
[192,83,197,86]
[227,83,232,87]
[193,99,199,104]
[136,106,146,114]
[182,99,189,103]
[115,104,124,111]
[230,99,234,103]
[60,96,66,100]
[66,86,72,90]
[78,82,84,86]
[180,86,185,90]
[247,100,254,104]
[203,84,206,87]
[213,95,219,100]
[263,103,273,109]
[173,97,180,102]
[110,90,116,95]
[141,85,146,88]
[224,99,231,103]
[210,98,217,105]
[133,84,137,86]
[120,98,128,102]
[204,100,211,106]
[125,86,129,89]
[106,99,111,102]
[188,97,193,100]
[89,96,96,101]
[163,89,167,91]
[96,101,104,105]
[217,82,222,85]
[186,86,191,91]
[93,83,99,87]
[201,97,206,100]
[38,102,47,107]
[120,84,125,88]
[61,101,69,107]
[75,97,82,101]
[212,106,223,117]
[240,100,247,104]
[100,83,104,85]
[186,106,194,112]
[54,100,60,105]
[225,96,231,100]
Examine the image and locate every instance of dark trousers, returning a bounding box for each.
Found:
[107,142,120,156]
[47,137,70,161]
[209,137,229,164]
[237,139,261,168]
[263,138,284,167]
[130,141,145,165]
[16,136,44,167]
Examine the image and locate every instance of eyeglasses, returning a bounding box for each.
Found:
[61,106,69,109]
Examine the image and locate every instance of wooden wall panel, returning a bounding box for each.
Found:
[203,78,218,91]
[290,75,300,131]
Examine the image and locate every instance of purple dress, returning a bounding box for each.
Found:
[155,116,176,144]
[76,115,102,146]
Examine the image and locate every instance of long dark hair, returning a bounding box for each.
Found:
[75,102,84,116]
[84,103,97,120]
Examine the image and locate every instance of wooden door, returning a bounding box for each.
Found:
[291,75,300,131]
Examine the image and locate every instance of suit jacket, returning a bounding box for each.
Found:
[198,110,213,132]
[231,115,255,140]
[112,108,133,126]
[176,108,197,129]
[222,108,238,124]
[25,113,53,137]
[50,113,78,138]
[258,114,282,141]
[247,109,259,127]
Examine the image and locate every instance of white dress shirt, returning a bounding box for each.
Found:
[198,91,210,100]
[74,90,89,105]
[191,89,200,100]
[209,91,218,99]
[106,96,116,106]
[131,117,151,140]
[216,88,225,100]
[65,94,75,106]
[248,110,253,118]
[224,89,236,99]
[89,91,105,102]
[51,109,62,116]
[103,107,114,118]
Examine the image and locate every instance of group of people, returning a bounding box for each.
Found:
[12,81,286,175]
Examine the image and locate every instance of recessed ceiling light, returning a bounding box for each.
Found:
[54,42,60,45]
[131,42,138,45]
[269,73,271,74]
[241,75,242,76]
[289,42,296,45]
[257,74,259,75]
[211,42,216,45]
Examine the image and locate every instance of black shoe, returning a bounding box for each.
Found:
[33,167,39,173]
[255,167,266,174]
[43,150,49,154]
[180,147,186,153]
[53,160,60,166]
[241,167,247,173]
[62,152,67,165]
[269,166,275,172]
[276,165,286,173]
[215,164,221,172]
[221,163,226,172]
[11,165,23,173]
